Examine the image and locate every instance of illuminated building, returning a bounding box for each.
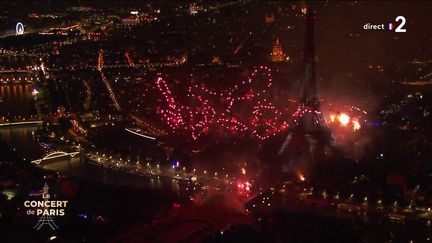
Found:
[270,38,287,62]
[189,3,198,15]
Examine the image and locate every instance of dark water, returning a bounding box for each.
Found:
[0,84,36,117]
[0,125,43,159]
[43,158,182,194]
[0,125,185,194]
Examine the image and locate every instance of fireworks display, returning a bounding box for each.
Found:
[154,66,289,140]
[153,67,368,140]
[327,111,363,132]
[237,180,252,194]
[0,1,431,242]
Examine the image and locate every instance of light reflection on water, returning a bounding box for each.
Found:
[0,84,36,117]
[0,83,189,195]
[0,125,43,159]
[42,158,183,193]
[0,125,185,194]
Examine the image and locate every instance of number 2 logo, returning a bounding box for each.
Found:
[395,16,406,32]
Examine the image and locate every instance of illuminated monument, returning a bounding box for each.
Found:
[270,37,287,62]
[278,8,336,179]
[16,22,24,35]
[33,184,59,230]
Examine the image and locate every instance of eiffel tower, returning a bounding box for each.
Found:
[278,7,337,179]
[34,183,59,230]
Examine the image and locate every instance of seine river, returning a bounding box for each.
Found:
[0,84,37,117]
[0,125,188,198]
[0,84,185,195]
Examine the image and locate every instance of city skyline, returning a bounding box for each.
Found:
[0,1,431,242]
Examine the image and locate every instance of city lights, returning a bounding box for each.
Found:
[0,1,430,242]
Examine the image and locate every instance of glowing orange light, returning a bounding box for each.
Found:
[298,173,305,181]
[301,7,307,15]
[338,113,350,126]
[329,114,336,123]
[352,120,361,131]
[241,167,246,175]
